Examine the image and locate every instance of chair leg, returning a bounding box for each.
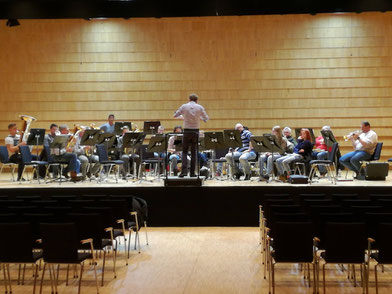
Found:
[33,264,39,294]
[375,265,378,294]
[144,221,149,245]
[101,250,106,286]
[271,262,275,294]
[113,244,117,278]
[39,263,46,294]
[66,264,70,286]
[6,265,12,294]
[127,230,132,260]
[3,264,9,294]
[323,264,326,294]
[78,263,84,294]
[21,264,26,285]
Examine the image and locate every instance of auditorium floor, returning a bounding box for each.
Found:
[3,227,392,294]
[0,171,391,188]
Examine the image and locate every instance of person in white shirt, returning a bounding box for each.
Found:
[174,93,209,177]
[5,123,26,181]
[339,121,378,177]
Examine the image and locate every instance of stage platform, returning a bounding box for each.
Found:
[0,172,391,227]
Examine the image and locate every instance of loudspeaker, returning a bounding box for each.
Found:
[365,162,389,181]
[288,175,309,184]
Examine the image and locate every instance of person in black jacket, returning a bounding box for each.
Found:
[275,128,312,179]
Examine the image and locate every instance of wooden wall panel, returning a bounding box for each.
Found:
[1,13,392,160]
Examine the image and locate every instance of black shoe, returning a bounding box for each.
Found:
[244,174,251,180]
[190,173,197,177]
[62,170,70,179]
[178,173,187,178]
[71,175,83,182]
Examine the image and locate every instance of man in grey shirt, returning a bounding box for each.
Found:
[174,93,209,177]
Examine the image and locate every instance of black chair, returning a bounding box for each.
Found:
[268,222,316,294]
[51,195,77,202]
[96,144,125,183]
[359,142,383,173]
[368,223,392,294]
[39,222,99,294]
[19,145,48,184]
[0,145,17,181]
[43,145,67,184]
[318,222,368,294]
[0,223,43,294]
[138,144,161,180]
[309,142,339,184]
[67,213,116,286]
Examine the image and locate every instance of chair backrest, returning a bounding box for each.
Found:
[44,145,55,163]
[96,144,109,162]
[371,142,383,161]
[0,145,10,163]
[40,222,79,263]
[273,222,315,263]
[0,222,36,262]
[323,222,367,263]
[376,223,392,263]
[19,145,33,163]
[328,142,339,162]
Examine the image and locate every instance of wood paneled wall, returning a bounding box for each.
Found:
[0,13,391,159]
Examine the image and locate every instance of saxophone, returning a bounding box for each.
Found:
[19,115,36,143]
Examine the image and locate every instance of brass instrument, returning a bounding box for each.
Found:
[19,115,36,143]
[343,130,361,141]
[66,125,82,150]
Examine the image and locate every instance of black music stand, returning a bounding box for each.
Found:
[143,121,161,135]
[295,128,316,143]
[223,129,242,179]
[97,133,116,151]
[204,131,225,179]
[114,122,132,136]
[251,135,285,183]
[321,130,338,148]
[80,129,101,178]
[122,132,146,179]
[49,135,68,183]
[27,128,45,157]
[147,135,167,180]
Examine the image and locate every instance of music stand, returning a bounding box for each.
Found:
[97,133,116,150]
[146,135,167,180]
[295,128,316,143]
[122,132,146,179]
[114,122,132,136]
[251,135,285,183]
[143,121,161,135]
[223,129,242,179]
[80,129,101,178]
[49,135,68,183]
[223,129,242,149]
[321,130,337,148]
[204,132,225,179]
[27,128,46,157]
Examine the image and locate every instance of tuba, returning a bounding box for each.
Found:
[19,115,36,143]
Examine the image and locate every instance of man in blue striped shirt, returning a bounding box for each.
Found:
[225,123,256,180]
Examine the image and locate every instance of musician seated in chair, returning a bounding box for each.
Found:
[339,121,378,179]
[5,123,37,181]
[225,123,256,180]
[283,126,297,148]
[276,128,313,181]
[259,126,293,181]
[73,127,100,180]
[312,125,333,177]
[48,124,82,182]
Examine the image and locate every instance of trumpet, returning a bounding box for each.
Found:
[343,130,361,141]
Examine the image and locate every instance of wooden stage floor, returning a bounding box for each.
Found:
[0,171,391,189]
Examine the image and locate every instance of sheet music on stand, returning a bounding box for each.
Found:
[27,128,46,157]
[295,128,316,143]
[143,121,161,135]
[321,130,338,148]
[49,135,68,152]
[122,132,146,150]
[97,133,117,157]
[80,129,101,147]
[114,122,132,136]
[223,129,242,149]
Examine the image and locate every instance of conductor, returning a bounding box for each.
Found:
[174,93,209,177]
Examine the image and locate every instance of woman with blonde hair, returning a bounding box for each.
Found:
[259,126,292,181]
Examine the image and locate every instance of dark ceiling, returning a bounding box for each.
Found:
[0,0,391,20]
